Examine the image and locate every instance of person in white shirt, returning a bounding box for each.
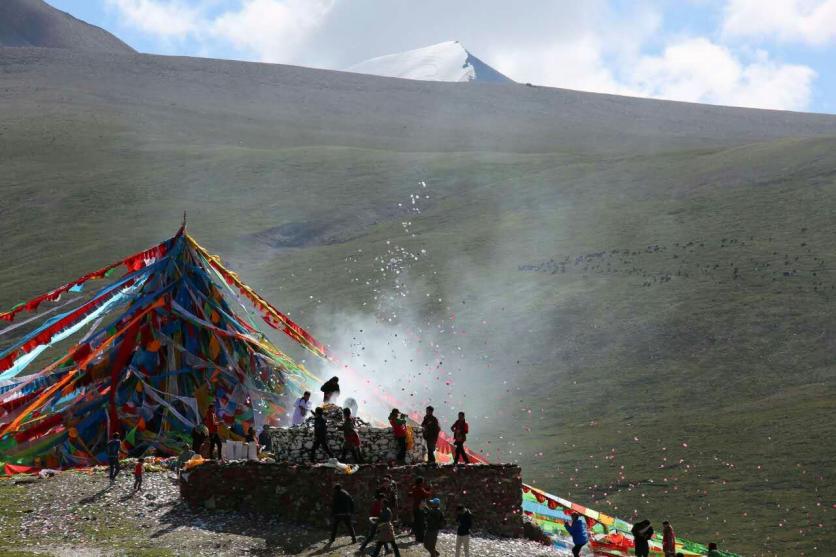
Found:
[292,391,312,426]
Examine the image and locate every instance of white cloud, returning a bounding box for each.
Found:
[211,0,336,64]
[629,38,816,110]
[105,0,818,112]
[106,0,201,38]
[494,32,815,111]
[722,0,836,45]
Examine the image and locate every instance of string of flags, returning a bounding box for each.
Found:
[0,229,735,555]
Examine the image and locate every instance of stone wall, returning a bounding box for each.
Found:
[270,405,427,464]
[180,462,524,537]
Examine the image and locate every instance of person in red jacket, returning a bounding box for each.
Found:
[451,412,470,464]
[204,404,222,460]
[409,476,432,543]
[358,490,386,552]
[133,457,144,492]
[389,408,408,464]
[662,520,676,556]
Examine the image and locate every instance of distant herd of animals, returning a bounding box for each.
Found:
[518,229,834,293]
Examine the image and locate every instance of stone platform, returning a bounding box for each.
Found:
[270,405,427,464]
[180,461,524,537]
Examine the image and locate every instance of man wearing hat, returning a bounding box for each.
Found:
[423,498,445,557]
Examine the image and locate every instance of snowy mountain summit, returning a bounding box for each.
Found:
[345,41,513,83]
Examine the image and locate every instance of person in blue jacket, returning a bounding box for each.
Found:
[564,512,589,556]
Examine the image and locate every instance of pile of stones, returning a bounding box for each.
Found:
[270,404,427,464]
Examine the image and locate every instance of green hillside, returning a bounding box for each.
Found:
[1,48,835,555]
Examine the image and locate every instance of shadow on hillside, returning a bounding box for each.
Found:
[151,483,361,556]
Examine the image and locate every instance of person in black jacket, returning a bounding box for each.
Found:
[330,483,356,543]
[321,376,340,404]
[455,505,472,557]
[310,407,334,461]
[631,519,654,557]
[257,424,272,453]
[423,498,445,557]
[421,406,441,464]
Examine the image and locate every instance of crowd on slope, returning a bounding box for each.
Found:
[182,376,728,556]
[329,477,474,557]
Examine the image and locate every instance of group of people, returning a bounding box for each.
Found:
[330,476,473,557]
[300,377,473,466]
[565,515,724,557]
[190,403,274,461]
[190,376,474,467]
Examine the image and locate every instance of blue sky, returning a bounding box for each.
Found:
[51,0,836,114]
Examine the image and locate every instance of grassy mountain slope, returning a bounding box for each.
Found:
[0,0,134,52]
[0,48,835,555]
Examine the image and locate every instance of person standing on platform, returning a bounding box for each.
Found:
[204,404,223,460]
[451,412,470,465]
[340,407,363,463]
[292,391,312,426]
[421,406,441,464]
[389,409,408,464]
[258,424,272,453]
[321,376,340,404]
[310,407,334,461]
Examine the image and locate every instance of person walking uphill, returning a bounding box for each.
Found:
[410,476,432,543]
[389,408,408,464]
[310,407,334,461]
[662,521,676,557]
[564,513,589,557]
[631,519,654,557]
[455,505,473,557]
[204,404,223,460]
[358,491,386,553]
[421,406,441,464]
[423,498,445,557]
[321,376,340,404]
[106,432,122,481]
[370,505,401,557]
[451,412,470,464]
[329,483,356,543]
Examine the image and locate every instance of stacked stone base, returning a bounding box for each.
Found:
[180,461,524,538]
[270,405,427,464]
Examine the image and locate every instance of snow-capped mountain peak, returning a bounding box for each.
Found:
[345,41,512,83]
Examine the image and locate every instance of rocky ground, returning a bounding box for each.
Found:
[0,468,567,557]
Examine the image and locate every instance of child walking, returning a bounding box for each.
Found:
[133,457,144,492]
